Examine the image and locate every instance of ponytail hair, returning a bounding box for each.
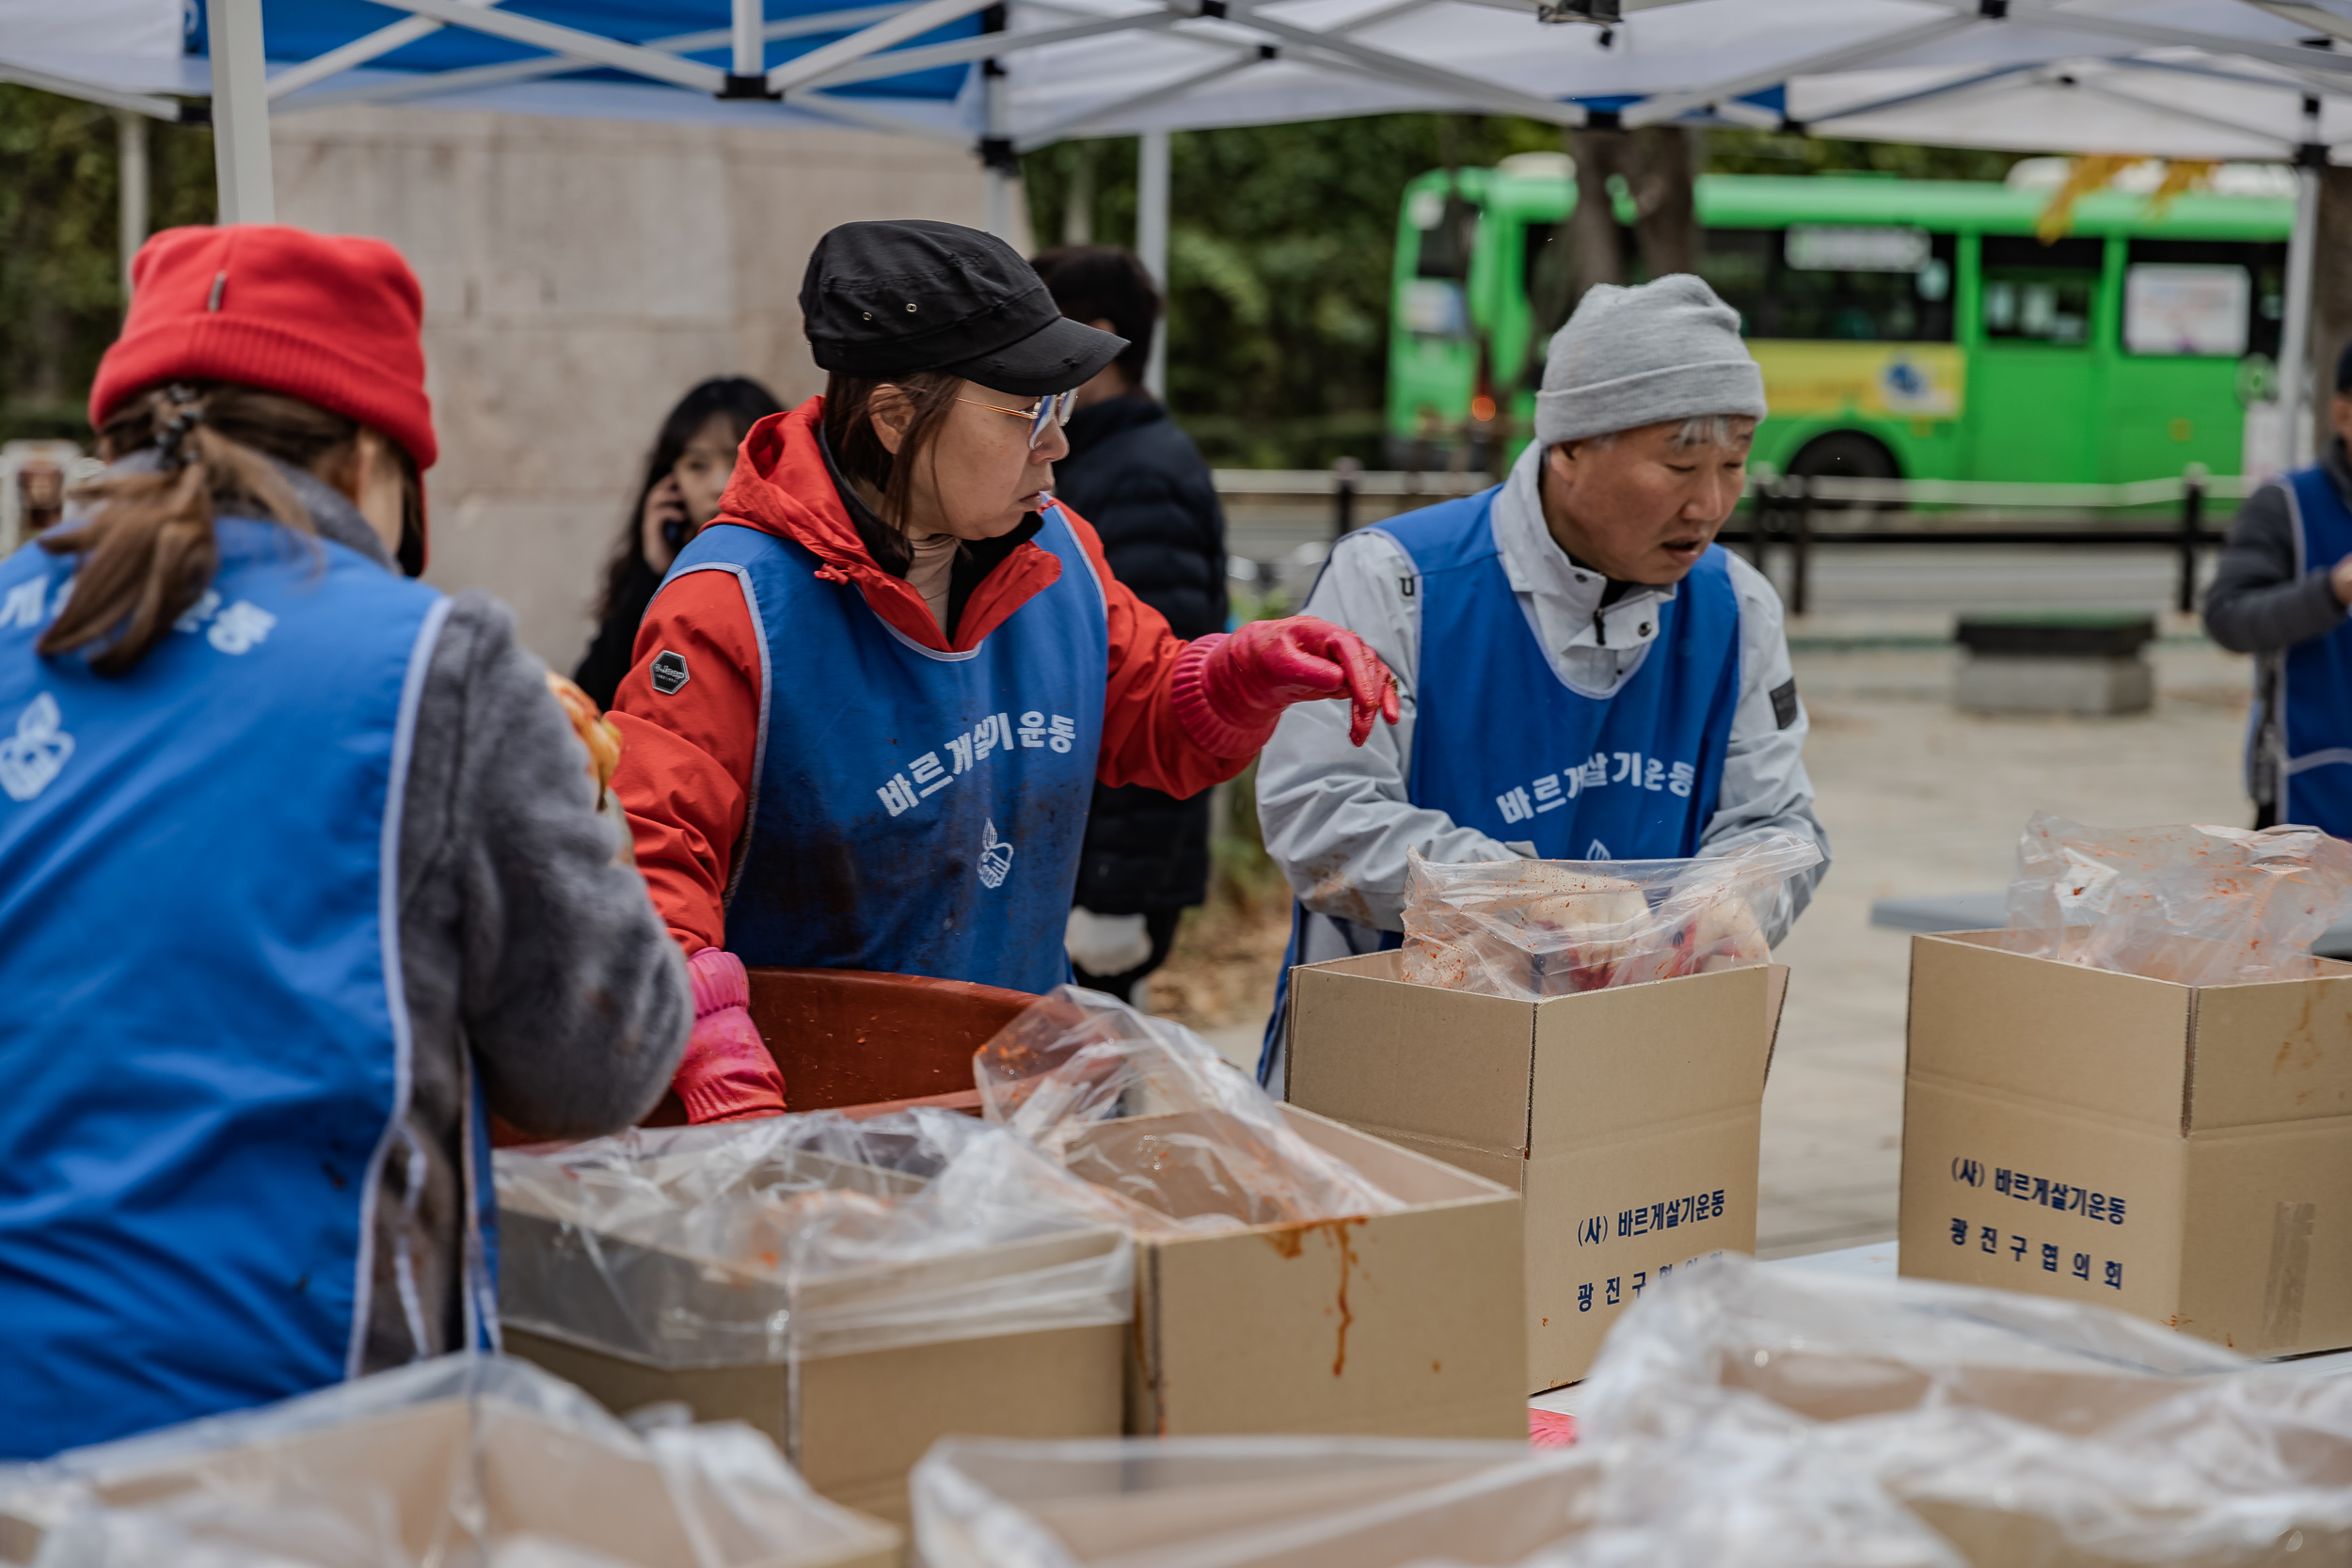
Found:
[44,383,420,676]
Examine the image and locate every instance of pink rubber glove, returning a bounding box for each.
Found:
[671,947,786,1124]
[1170,617,1401,755]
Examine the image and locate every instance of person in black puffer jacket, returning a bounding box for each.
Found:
[1034,245,1228,1001]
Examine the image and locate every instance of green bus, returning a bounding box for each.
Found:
[1388,154,2291,484]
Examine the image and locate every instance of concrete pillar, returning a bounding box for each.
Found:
[271,107,998,666]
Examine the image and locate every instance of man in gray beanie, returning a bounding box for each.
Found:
[1253,273,1829,1087]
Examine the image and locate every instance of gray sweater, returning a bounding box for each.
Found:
[273,470,691,1370]
[2201,443,2352,816]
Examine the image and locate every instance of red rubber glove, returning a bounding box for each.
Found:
[1170,617,1401,755]
[671,947,786,1124]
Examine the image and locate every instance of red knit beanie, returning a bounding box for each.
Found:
[90,226,437,474]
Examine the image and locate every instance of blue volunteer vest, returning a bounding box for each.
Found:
[0,519,461,1459]
[664,510,1107,993]
[1263,486,1743,1082]
[2279,466,2352,836]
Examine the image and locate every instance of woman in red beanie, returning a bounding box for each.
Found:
[0,225,691,1459]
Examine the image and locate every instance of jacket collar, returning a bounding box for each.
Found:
[713,397,1062,654]
[95,450,395,571]
[1489,440,1675,655]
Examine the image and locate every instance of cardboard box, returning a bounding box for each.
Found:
[0,1376,900,1568]
[1285,951,1786,1391]
[502,1221,1128,1527]
[1095,1102,1527,1437]
[914,1440,1597,1568]
[1899,930,2352,1356]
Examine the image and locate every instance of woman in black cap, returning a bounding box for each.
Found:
[605,220,1397,1121]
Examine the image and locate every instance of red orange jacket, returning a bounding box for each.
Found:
[608,399,1254,956]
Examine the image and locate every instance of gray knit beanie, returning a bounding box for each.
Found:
[1534,274,1767,447]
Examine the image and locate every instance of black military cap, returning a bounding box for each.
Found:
[800,219,1127,397]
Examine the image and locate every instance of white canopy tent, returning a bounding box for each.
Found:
[0,0,2340,407]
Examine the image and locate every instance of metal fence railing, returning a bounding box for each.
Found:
[1213,466,2260,616]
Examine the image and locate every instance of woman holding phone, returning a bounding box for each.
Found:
[575,377,783,708]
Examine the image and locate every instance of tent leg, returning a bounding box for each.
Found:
[117,109,149,303]
[978,30,1018,244]
[208,0,276,224]
[732,0,763,78]
[1136,127,1168,401]
[2280,101,2325,472]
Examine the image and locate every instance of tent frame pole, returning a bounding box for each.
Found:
[733,0,765,80]
[2281,135,2325,472]
[208,0,276,224]
[1138,126,1170,400]
[118,108,149,302]
[279,5,908,110]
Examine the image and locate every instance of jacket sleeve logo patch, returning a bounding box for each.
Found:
[1770,676,1801,731]
[650,649,691,696]
[977,817,1015,889]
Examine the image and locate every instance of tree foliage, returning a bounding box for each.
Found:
[0,85,215,444]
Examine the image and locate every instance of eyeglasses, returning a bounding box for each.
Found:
[958,389,1075,449]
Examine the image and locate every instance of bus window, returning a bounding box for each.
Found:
[1980,235,2101,346]
[2122,238,2286,358]
[1414,191,1481,279]
[1699,227,1955,341]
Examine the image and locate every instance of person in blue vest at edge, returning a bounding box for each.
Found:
[0,226,691,1460]
[607,220,1400,1122]
[1255,274,1832,1089]
[2203,340,2352,834]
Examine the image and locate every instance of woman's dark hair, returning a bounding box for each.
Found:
[818,372,962,575]
[1030,245,1159,386]
[594,376,783,620]
[49,382,422,676]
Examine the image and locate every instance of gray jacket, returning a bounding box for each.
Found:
[168,468,691,1371]
[2201,442,2352,814]
[1255,440,1828,1081]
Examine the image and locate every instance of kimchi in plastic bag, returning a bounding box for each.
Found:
[1398,834,1821,1000]
[2003,814,2352,986]
[494,1112,1132,1370]
[974,986,1405,1237]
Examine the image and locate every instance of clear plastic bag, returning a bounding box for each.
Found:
[909,1431,1962,1568]
[2003,814,2352,986]
[1398,834,1821,1000]
[1577,1254,2352,1565]
[911,1259,2352,1568]
[1,1354,898,1568]
[495,1111,1132,1370]
[973,986,1405,1237]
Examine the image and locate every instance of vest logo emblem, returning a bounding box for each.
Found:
[650,650,691,695]
[977,817,1015,889]
[0,691,72,802]
[1585,839,1611,860]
